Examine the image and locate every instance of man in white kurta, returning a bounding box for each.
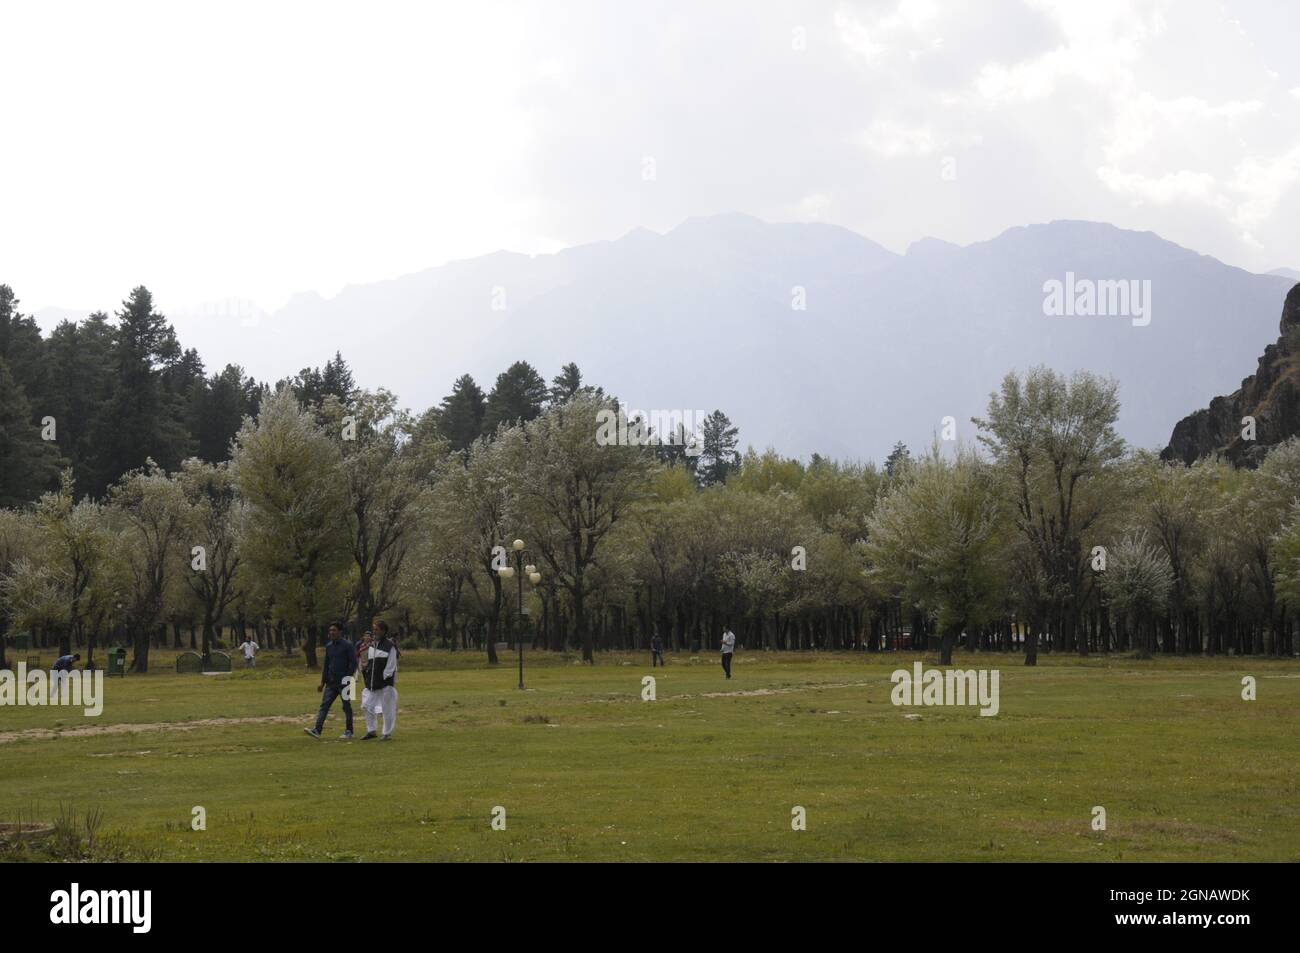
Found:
[361,621,399,740]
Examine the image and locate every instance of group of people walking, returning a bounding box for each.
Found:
[309,619,737,741]
[306,620,399,741]
[650,627,737,679]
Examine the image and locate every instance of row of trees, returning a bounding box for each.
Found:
[3,283,673,502]
[1,285,1297,669]
[3,368,1298,671]
[867,370,1300,663]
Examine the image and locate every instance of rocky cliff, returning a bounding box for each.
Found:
[1162,283,1300,466]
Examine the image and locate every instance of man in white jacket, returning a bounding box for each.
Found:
[721,627,736,679]
[361,620,399,740]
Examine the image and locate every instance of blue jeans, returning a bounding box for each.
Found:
[721,653,733,678]
[315,681,354,733]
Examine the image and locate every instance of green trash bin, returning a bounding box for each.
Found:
[14,632,32,651]
[106,647,127,677]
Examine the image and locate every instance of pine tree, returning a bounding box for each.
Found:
[44,317,114,493]
[0,285,49,402]
[190,364,256,462]
[436,374,487,451]
[885,441,912,478]
[481,360,548,435]
[698,410,740,486]
[0,357,63,507]
[321,352,356,405]
[549,362,584,404]
[290,352,355,412]
[91,287,191,494]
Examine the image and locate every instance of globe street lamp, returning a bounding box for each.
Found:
[497,538,542,689]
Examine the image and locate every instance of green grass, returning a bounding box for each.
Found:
[2,648,1297,861]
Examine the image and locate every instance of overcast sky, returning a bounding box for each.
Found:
[2,0,1297,322]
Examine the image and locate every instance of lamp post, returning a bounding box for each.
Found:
[497,538,542,689]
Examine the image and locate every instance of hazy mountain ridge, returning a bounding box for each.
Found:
[36,215,1296,462]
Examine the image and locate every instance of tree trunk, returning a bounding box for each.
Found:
[130,624,151,673]
[576,586,592,663]
[939,626,959,666]
[303,625,319,668]
[202,612,215,662]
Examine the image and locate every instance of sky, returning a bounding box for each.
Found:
[2,0,1298,324]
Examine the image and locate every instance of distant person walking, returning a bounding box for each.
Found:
[650,630,665,667]
[236,636,259,668]
[720,628,736,679]
[361,620,399,741]
[306,622,356,740]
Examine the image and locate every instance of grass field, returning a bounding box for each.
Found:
[2,648,1297,862]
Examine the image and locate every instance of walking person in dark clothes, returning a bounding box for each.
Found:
[650,629,665,667]
[305,621,357,739]
[361,619,399,740]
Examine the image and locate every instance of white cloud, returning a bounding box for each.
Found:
[834,9,885,61]
[858,120,940,157]
[1096,167,1222,205]
[796,193,833,220]
[1105,94,1262,162]
[2,0,1297,320]
[1229,142,1300,229]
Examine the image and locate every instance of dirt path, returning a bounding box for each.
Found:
[679,679,875,700]
[0,714,307,745]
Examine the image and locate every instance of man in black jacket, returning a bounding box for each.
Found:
[360,619,399,741]
[306,621,357,739]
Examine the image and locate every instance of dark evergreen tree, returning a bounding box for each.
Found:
[90,287,191,495]
[481,360,548,434]
[0,285,50,408]
[290,351,356,412]
[549,362,583,404]
[436,373,487,451]
[289,365,324,406]
[0,357,62,506]
[885,441,912,478]
[190,364,256,462]
[164,346,205,397]
[655,420,701,478]
[321,351,356,404]
[43,316,114,495]
[697,409,740,486]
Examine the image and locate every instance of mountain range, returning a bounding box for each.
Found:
[37,215,1298,463]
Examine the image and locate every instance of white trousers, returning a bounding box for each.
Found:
[363,685,397,736]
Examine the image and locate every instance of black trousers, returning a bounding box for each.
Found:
[651,650,664,667]
[721,653,732,678]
